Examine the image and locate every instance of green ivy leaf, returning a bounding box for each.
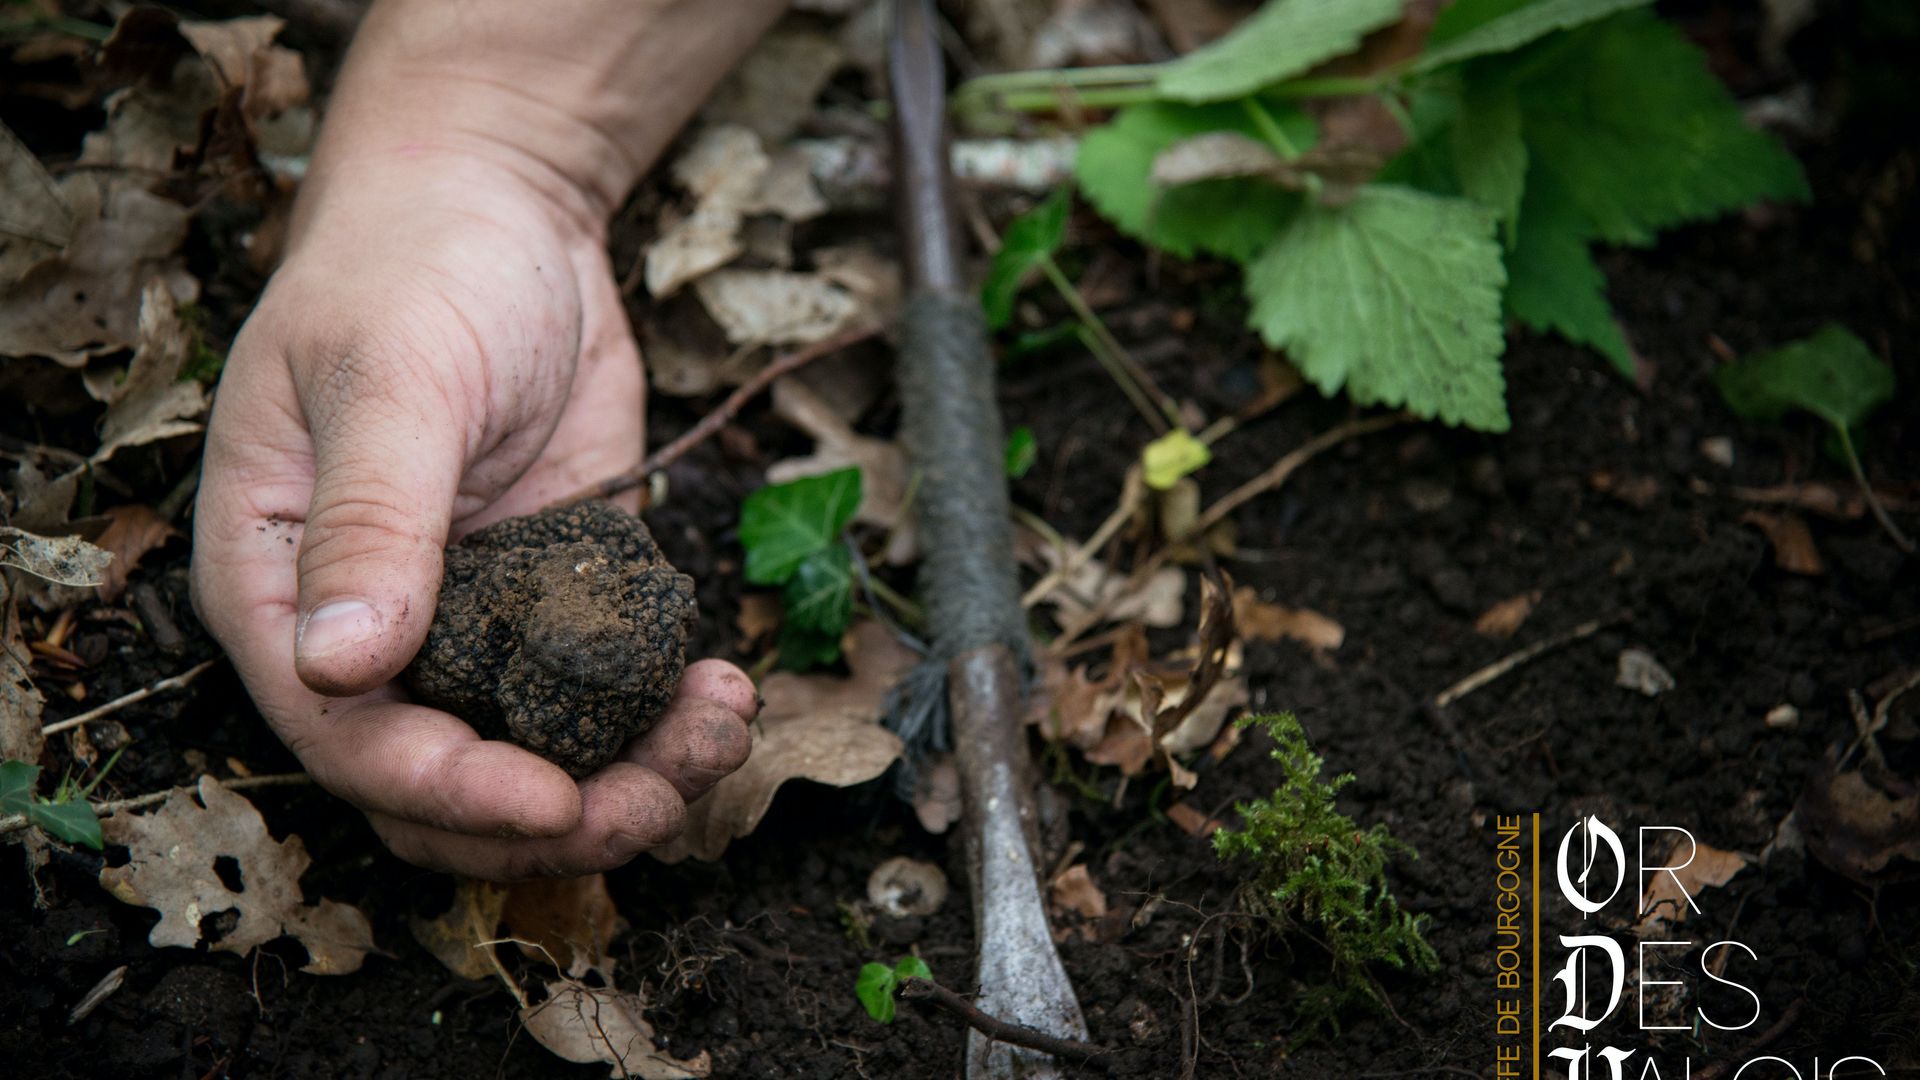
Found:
[1502,174,1633,375]
[1715,325,1895,432]
[1449,80,1526,246]
[1513,13,1808,247]
[777,622,843,670]
[1244,186,1510,431]
[856,962,900,1024]
[30,800,102,850]
[982,189,1070,329]
[1141,429,1211,490]
[0,759,35,807]
[1076,102,1304,262]
[894,956,933,982]
[1004,426,1037,479]
[1157,0,1405,103]
[783,544,853,636]
[739,468,862,585]
[1414,0,1654,72]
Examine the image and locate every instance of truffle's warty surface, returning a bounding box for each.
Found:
[403,500,696,777]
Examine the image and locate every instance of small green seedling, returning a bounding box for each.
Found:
[855,955,933,1024]
[1004,425,1038,479]
[1,758,106,850]
[1714,324,1910,552]
[738,467,862,667]
[959,0,1808,432]
[65,928,108,947]
[1213,714,1436,1035]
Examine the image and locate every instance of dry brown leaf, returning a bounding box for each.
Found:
[1474,590,1542,639]
[702,25,846,144]
[1166,801,1224,838]
[0,121,74,282]
[99,775,375,974]
[1031,545,1185,629]
[90,505,178,603]
[521,981,710,1080]
[650,622,913,862]
[1635,839,1748,936]
[177,17,310,123]
[909,754,961,835]
[0,526,111,588]
[764,378,913,560]
[1048,864,1108,920]
[646,126,766,298]
[503,874,623,979]
[1739,511,1823,575]
[409,878,508,982]
[1,579,45,764]
[811,245,902,330]
[1233,585,1344,651]
[92,282,210,465]
[1797,767,1920,885]
[694,268,859,347]
[734,592,783,652]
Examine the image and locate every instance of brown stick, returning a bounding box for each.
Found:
[899,978,1113,1070]
[0,773,312,837]
[564,324,881,506]
[42,659,219,736]
[1431,615,1625,709]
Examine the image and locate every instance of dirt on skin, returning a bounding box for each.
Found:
[404,500,697,778]
[4,6,1919,1080]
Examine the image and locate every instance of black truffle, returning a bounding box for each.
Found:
[404,500,696,777]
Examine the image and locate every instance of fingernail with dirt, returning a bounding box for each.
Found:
[298,599,381,659]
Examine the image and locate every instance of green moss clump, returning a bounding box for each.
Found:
[1213,713,1437,1033]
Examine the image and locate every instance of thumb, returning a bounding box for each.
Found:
[293,370,466,698]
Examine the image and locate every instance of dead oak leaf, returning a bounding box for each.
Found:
[1049,864,1108,921]
[91,504,179,603]
[1233,585,1344,651]
[503,873,624,980]
[409,877,508,982]
[0,526,111,588]
[522,981,711,1080]
[1634,838,1747,936]
[99,775,375,974]
[92,281,210,465]
[650,621,914,862]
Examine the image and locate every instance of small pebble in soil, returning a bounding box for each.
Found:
[404,500,696,777]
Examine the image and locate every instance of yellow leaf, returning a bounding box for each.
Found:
[1140,429,1211,491]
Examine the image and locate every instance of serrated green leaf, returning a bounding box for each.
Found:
[982,189,1070,330]
[1244,186,1510,430]
[1426,0,1533,47]
[0,759,36,808]
[1005,426,1037,478]
[1715,325,1895,431]
[894,956,933,981]
[1141,429,1212,489]
[856,962,899,1024]
[1514,13,1808,247]
[739,468,862,585]
[1414,0,1654,72]
[784,544,853,635]
[1450,80,1526,245]
[29,800,102,850]
[1157,0,1406,103]
[1076,102,1304,262]
[1502,174,1633,374]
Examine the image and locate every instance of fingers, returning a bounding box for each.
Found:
[624,660,758,801]
[367,764,688,879]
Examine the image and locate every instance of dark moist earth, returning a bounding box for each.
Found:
[7,31,1920,1080]
[404,500,697,778]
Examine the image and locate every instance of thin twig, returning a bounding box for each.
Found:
[898,977,1113,1069]
[1836,425,1915,553]
[41,659,219,736]
[1432,615,1625,709]
[0,772,312,836]
[1021,465,1144,609]
[565,324,882,506]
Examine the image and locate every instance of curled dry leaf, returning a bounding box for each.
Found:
[651,622,914,862]
[91,504,179,603]
[1474,590,1542,639]
[1233,585,1344,652]
[1166,801,1224,838]
[1,580,45,764]
[867,856,949,917]
[1796,767,1920,885]
[0,527,111,588]
[1739,510,1823,575]
[1634,838,1748,936]
[503,873,624,980]
[701,25,846,144]
[0,121,74,281]
[647,125,830,300]
[764,378,914,561]
[98,775,376,974]
[910,754,961,834]
[694,268,859,348]
[409,878,508,982]
[1029,544,1186,629]
[1048,864,1108,920]
[93,281,211,465]
[522,981,710,1080]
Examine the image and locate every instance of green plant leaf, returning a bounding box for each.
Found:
[1449,80,1526,245]
[783,544,854,635]
[982,189,1070,329]
[29,800,102,850]
[1244,185,1510,431]
[1076,102,1303,262]
[1502,174,1633,375]
[1512,12,1808,247]
[894,956,933,981]
[1414,0,1654,72]
[856,962,899,1024]
[778,622,843,670]
[1157,0,1406,103]
[1005,426,1037,479]
[0,759,36,808]
[1714,325,1895,431]
[739,467,862,585]
[1141,429,1211,490]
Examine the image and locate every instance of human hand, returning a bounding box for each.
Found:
[189,119,753,880]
